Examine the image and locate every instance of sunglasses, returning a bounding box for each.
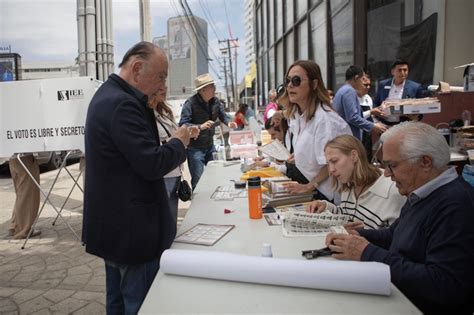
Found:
[285,76,308,87]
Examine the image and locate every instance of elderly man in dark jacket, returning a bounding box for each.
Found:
[179,73,236,190]
[325,122,474,314]
[83,41,191,314]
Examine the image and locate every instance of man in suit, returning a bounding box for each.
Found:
[373,60,424,125]
[83,41,191,314]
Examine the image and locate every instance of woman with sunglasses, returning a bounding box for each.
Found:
[306,135,405,229]
[282,60,352,201]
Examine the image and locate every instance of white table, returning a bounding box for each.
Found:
[139,162,420,314]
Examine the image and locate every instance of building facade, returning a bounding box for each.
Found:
[244,0,256,74]
[167,15,208,99]
[254,0,473,107]
[240,0,257,109]
[21,61,79,80]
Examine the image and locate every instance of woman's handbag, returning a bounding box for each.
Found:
[177,179,192,201]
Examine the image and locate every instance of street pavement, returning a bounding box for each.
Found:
[0,162,191,314]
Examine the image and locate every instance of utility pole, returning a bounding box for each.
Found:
[219,39,237,110]
[232,39,239,106]
[221,56,230,108]
[139,0,151,41]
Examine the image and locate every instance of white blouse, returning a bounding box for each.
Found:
[290,104,352,200]
[154,110,182,178]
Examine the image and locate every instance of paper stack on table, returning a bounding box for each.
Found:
[282,211,350,237]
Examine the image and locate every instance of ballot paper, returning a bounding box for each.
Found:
[282,211,350,237]
[160,249,391,296]
[258,139,291,161]
[211,185,248,200]
[174,224,235,246]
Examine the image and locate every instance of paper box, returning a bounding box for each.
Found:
[382,99,441,116]
[454,63,474,92]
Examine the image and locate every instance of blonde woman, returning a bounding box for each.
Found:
[307,135,405,229]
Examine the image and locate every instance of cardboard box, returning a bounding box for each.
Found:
[454,63,474,92]
[382,99,441,116]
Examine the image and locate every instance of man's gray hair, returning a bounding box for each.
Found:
[380,121,450,169]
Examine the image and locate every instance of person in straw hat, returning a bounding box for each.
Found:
[179,73,237,190]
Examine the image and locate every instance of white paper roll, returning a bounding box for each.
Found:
[160,249,391,296]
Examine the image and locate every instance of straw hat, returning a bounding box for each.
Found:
[194,73,215,91]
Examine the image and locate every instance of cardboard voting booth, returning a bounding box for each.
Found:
[0,77,100,248]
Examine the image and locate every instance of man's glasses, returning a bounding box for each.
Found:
[382,157,418,173]
[285,75,307,87]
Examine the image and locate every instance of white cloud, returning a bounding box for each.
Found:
[1,0,77,62]
[0,0,248,82]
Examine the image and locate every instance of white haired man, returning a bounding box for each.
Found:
[325,121,474,314]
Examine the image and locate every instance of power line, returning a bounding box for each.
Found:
[180,0,223,69]
[197,0,224,41]
[171,0,222,80]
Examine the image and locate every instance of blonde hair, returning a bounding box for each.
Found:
[282,60,332,122]
[325,135,381,192]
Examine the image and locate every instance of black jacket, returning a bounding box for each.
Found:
[83,74,186,265]
[179,93,229,149]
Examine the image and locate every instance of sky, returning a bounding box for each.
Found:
[0,0,247,89]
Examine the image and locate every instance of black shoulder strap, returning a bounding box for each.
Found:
[289,132,294,154]
[155,116,172,138]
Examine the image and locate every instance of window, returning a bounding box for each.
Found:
[297,20,308,60]
[295,0,308,20]
[269,47,275,89]
[285,0,294,32]
[276,1,283,39]
[310,2,327,83]
[269,0,274,43]
[276,41,284,86]
[285,31,294,68]
[331,0,354,90]
[263,1,267,50]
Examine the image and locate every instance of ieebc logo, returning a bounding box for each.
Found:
[57,89,84,101]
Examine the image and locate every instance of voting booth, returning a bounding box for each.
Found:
[0,77,100,248]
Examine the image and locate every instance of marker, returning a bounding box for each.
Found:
[224,208,234,214]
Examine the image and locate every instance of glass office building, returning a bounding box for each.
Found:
[254,0,473,107]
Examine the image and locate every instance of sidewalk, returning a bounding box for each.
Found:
[0,163,191,314]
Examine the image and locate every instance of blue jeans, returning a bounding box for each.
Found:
[164,176,180,224]
[105,259,159,315]
[187,146,215,190]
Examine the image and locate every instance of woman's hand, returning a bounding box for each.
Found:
[343,221,364,232]
[286,153,295,164]
[306,200,326,213]
[285,182,313,194]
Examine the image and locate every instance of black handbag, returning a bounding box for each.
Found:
[177,179,192,201]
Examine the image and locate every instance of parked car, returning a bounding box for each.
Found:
[0,151,81,172]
